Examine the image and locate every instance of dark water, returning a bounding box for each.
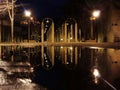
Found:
[0,46,120,90]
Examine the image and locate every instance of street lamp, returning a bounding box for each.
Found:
[92,10,100,18]
[25,10,31,17]
[90,10,100,40]
[24,10,31,42]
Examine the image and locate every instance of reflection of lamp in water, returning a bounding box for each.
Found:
[42,52,53,70]
[46,19,49,23]
[93,68,100,84]
[43,60,53,70]
[65,47,77,70]
[93,68,100,77]
[92,68,117,90]
[92,57,100,84]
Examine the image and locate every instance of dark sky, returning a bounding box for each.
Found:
[19,0,68,18]
[18,0,86,23]
[18,0,115,23]
[32,0,69,19]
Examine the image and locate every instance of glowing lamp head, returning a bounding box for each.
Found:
[25,10,31,17]
[92,10,101,18]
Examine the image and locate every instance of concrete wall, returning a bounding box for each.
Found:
[107,3,120,42]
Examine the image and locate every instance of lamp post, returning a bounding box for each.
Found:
[90,10,100,40]
[24,10,31,42]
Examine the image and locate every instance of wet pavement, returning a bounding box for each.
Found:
[0,61,46,90]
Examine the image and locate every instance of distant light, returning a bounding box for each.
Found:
[70,47,73,50]
[45,60,48,62]
[46,64,49,67]
[61,46,63,49]
[45,25,48,28]
[89,47,103,49]
[46,20,49,23]
[66,62,69,64]
[66,23,69,25]
[24,10,31,17]
[70,37,73,40]
[92,10,100,18]
[61,38,63,41]
[30,17,33,21]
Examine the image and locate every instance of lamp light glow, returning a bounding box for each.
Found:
[93,68,100,77]
[92,10,100,18]
[25,10,31,17]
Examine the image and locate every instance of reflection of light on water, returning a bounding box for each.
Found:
[66,62,69,65]
[89,47,103,49]
[92,68,100,84]
[1,46,120,90]
[101,78,117,90]
[92,68,117,90]
[93,68,100,77]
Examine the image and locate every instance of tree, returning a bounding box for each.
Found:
[0,0,8,15]
[0,0,16,42]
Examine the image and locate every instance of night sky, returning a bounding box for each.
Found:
[18,0,87,23]
[17,0,120,22]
